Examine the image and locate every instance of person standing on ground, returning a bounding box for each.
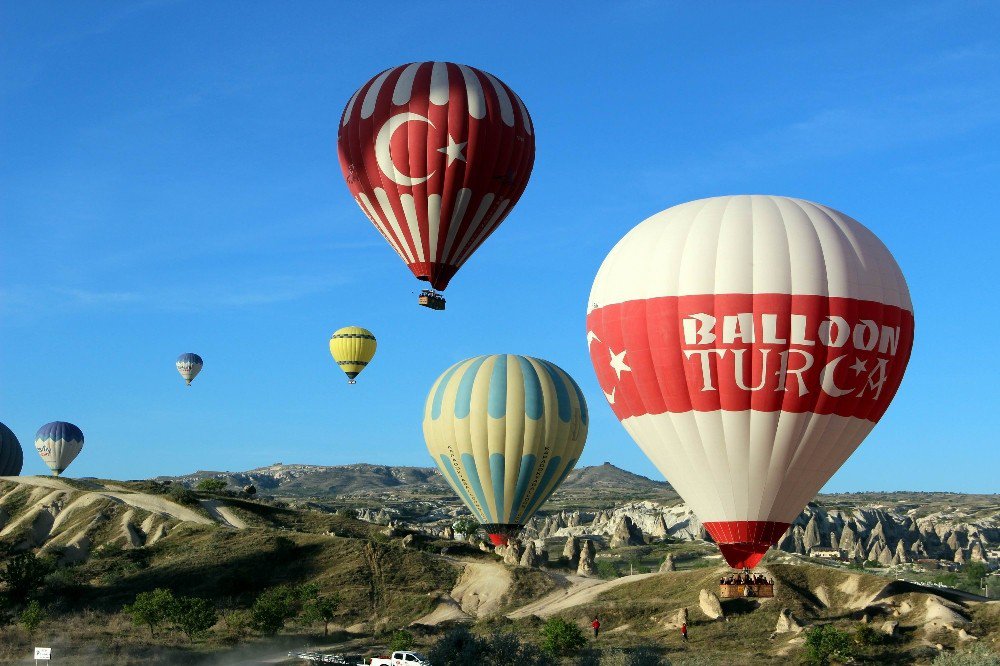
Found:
[592,616,601,638]
[681,622,688,641]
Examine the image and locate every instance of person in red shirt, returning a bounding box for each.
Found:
[681,622,688,641]
[592,616,601,638]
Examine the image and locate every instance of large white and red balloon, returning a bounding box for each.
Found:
[587,195,914,569]
[337,61,535,293]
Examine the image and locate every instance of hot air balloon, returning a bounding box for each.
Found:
[338,62,535,310]
[34,421,84,476]
[423,354,588,545]
[329,326,377,384]
[176,353,203,386]
[0,422,24,476]
[587,195,914,570]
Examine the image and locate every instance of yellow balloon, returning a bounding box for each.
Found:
[329,326,377,384]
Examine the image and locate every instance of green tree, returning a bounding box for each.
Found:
[169,596,217,642]
[964,561,988,588]
[540,616,587,658]
[18,600,46,634]
[390,629,415,651]
[169,485,200,505]
[196,478,227,492]
[452,517,480,538]
[124,587,176,637]
[250,585,298,635]
[483,631,548,666]
[0,553,53,601]
[303,593,340,636]
[804,625,856,666]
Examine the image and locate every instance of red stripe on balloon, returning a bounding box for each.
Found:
[587,294,914,422]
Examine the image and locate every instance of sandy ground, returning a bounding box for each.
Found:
[412,560,512,625]
[201,500,248,529]
[508,572,658,619]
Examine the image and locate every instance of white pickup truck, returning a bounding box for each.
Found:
[363,652,431,666]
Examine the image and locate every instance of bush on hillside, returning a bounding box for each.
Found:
[390,629,415,651]
[803,624,857,666]
[169,485,200,505]
[18,600,46,634]
[124,588,176,637]
[600,646,669,665]
[196,478,228,492]
[932,644,1000,665]
[0,553,53,601]
[540,616,587,657]
[427,626,546,666]
[171,595,217,642]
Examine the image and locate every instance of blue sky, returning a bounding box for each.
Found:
[1,1,998,492]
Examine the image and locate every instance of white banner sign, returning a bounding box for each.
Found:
[34,647,51,660]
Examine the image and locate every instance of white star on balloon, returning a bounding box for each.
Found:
[437,134,467,166]
[609,348,631,380]
[604,387,616,405]
[850,358,867,375]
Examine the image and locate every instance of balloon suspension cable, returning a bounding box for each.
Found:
[418,289,446,311]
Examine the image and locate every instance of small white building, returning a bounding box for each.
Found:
[810,547,845,561]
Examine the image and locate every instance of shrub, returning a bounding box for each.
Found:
[169,485,200,505]
[540,616,587,657]
[932,644,1000,665]
[855,624,888,646]
[18,600,46,634]
[390,629,415,651]
[196,478,228,492]
[803,625,857,666]
[452,517,480,538]
[596,560,618,579]
[484,631,547,666]
[428,626,487,665]
[222,609,253,641]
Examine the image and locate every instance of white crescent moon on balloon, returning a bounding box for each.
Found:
[375,112,436,186]
[819,355,853,397]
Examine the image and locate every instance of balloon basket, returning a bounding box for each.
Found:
[418,290,446,310]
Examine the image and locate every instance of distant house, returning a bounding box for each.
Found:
[915,558,959,572]
[809,547,845,561]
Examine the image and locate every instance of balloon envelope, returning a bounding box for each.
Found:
[587,195,914,569]
[329,327,377,383]
[338,61,535,292]
[0,422,24,476]
[176,353,203,386]
[34,421,84,476]
[423,354,588,545]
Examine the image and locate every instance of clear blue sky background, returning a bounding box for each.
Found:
[2,1,998,492]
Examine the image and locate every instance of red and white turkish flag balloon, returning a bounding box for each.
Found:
[587,195,914,569]
[338,62,535,292]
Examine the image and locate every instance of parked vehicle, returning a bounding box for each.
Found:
[363,651,431,666]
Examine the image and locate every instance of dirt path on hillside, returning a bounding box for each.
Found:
[5,476,215,525]
[200,500,247,529]
[412,559,512,625]
[508,572,658,619]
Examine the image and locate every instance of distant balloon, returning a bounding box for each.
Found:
[329,327,377,384]
[338,62,535,305]
[34,422,84,476]
[587,195,915,569]
[423,355,588,546]
[176,353,203,386]
[0,422,24,476]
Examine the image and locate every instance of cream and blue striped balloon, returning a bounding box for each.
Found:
[34,421,84,476]
[423,354,588,546]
